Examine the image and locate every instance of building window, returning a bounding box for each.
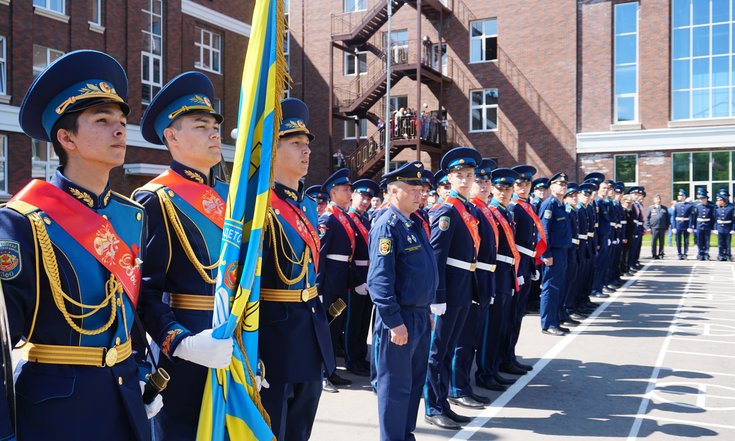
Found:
[213,98,222,134]
[91,0,102,25]
[195,27,222,74]
[33,0,65,14]
[0,37,6,96]
[470,18,497,63]
[384,30,409,65]
[614,154,638,186]
[32,45,64,78]
[31,140,59,181]
[672,0,735,120]
[614,2,638,123]
[142,0,163,106]
[344,0,366,13]
[388,95,408,112]
[0,135,6,195]
[344,51,367,76]
[283,0,290,98]
[470,88,498,132]
[344,118,368,139]
[672,150,735,197]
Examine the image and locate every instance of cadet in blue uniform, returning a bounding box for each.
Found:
[560,183,580,327]
[306,185,329,217]
[538,173,573,336]
[573,182,596,316]
[607,182,625,288]
[133,72,233,440]
[531,178,549,213]
[631,188,647,268]
[475,168,521,392]
[259,98,335,440]
[424,147,481,430]
[526,177,548,314]
[693,188,715,260]
[715,190,734,261]
[368,161,438,441]
[590,176,612,299]
[673,189,694,259]
[448,159,497,410]
[0,50,159,440]
[344,179,379,376]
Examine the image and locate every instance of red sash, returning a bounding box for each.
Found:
[150,169,225,229]
[348,210,370,247]
[270,192,321,272]
[471,197,499,251]
[488,205,521,292]
[11,180,141,306]
[516,199,548,265]
[445,196,481,255]
[414,210,430,238]
[326,204,356,258]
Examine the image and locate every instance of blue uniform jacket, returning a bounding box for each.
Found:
[318,202,359,302]
[489,199,516,293]
[585,203,598,255]
[348,208,371,285]
[673,202,694,229]
[510,196,538,276]
[430,191,479,306]
[594,197,612,239]
[566,204,581,263]
[576,202,591,259]
[715,204,734,233]
[0,170,150,441]
[367,205,438,329]
[539,195,572,257]
[470,200,498,306]
[260,183,335,383]
[693,201,716,231]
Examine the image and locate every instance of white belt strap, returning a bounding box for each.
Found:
[572,238,580,245]
[717,220,732,224]
[354,260,369,266]
[496,254,515,265]
[326,254,350,262]
[476,262,496,272]
[620,220,627,224]
[589,232,595,237]
[578,234,587,240]
[675,217,689,221]
[516,245,536,258]
[446,257,476,272]
[698,218,711,222]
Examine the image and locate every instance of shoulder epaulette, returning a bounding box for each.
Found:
[388,214,399,227]
[133,182,165,196]
[110,190,145,210]
[5,200,40,216]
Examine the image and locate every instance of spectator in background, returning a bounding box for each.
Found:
[646,194,670,259]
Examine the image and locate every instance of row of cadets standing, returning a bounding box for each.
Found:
[424,147,483,430]
[714,189,734,261]
[571,182,599,318]
[692,188,716,260]
[560,183,581,328]
[525,177,550,314]
[589,176,613,300]
[628,186,646,270]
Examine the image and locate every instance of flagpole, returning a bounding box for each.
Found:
[384,0,393,175]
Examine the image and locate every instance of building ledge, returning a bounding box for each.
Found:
[88,21,105,34]
[0,0,10,7]
[34,7,70,24]
[668,118,735,128]
[578,124,735,154]
[124,163,169,176]
[181,0,251,37]
[610,123,642,131]
[0,95,11,105]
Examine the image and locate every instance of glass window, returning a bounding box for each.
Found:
[142,0,163,106]
[344,118,368,139]
[343,0,366,13]
[673,152,691,182]
[614,2,638,123]
[469,19,497,63]
[32,45,64,78]
[384,30,408,65]
[195,27,222,74]
[31,140,59,181]
[712,151,730,180]
[693,151,710,181]
[0,37,6,96]
[33,0,65,14]
[388,95,408,112]
[469,88,498,132]
[615,154,638,184]
[344,51,367,76]
[0,135,7,195]
[91,0,102,25]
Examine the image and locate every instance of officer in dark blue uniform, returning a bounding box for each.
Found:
[673,188,694,259]
[560,183,580,327]
[606,182,625,288]
[579,179,600,310]
[692,188,715,260]
[526,177,549,314]
[538,172,573,336]
[573,182,596,316]
[424,147,482,430]
[368,161,438,441]
[431,170,451,212]
[475,168,521,392]
[714,189,734,261]
[134,72,234,440]
[531,177,549,213]
[0,50,158,440]
[259,98,335,440]
[448,158,497,410]
[344,179,379,376]
[589,175,612,298]
[306,185,329,217]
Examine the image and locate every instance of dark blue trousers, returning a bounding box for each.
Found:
[676,229,690,256]
[344,289,373,368]
[503,255,533,366]
[375,309,430,441]
[475,265,513,382]
[574,255,592,309]
[449,301,488,398]
[608,242,621,283]
[561,248,577,320]
[697,229,712,259]
[424,305,469,416]
[260,380,322,441]
[717,232,732,259]
[593,235,610,292]
[540,248,568,330]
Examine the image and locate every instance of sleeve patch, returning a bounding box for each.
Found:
[438,216,451,231]
[318,224,327,238]
[379,238,392,255]
[0,240,21,280]
[543,210,552,219]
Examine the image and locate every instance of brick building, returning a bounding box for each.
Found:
[286,0,735,207]
[0,0,252,199]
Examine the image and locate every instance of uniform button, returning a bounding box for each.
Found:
[102,214,108,219]
[302,207,307,212]
[117,298,122,307]
[43,217,52,225]
[136,213,142,221]
[115,337,121,345]
[311,307,315,313]
[118,376,123,385]
[168,190,175,197]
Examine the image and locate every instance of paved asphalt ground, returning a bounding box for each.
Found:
[312,246,735,440]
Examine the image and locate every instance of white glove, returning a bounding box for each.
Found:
[687,228,693,233]
[531,270,540,281]
[430,303,447,316]
[607,239,611,246]
[730,230,735,235]
[517,276,525,286]
[173,329,233,369]
[672,228,677,234]
[354,283,368,295]
[255,375,270,392]
[140,381,164,419]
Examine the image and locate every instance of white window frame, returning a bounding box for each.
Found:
[31,139,59,182]
[142,0,163,106]
[90,0,102,25]
[343,51,367,76]
[343,0,366,13]
[613,153,639,186]
[32,45,64,78]
[613,2,639,124]
[0,135,7,196]
[0,37,6,96]
[33,0,65,15]
[469,18,497,64]
[195,27,222,74]
[344,118,368,140]
[469,88,498,133]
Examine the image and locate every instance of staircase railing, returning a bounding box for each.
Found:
[331,0,404,38]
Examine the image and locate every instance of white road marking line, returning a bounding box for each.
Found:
[638,415,735,431]
[626,262,698,441]
[667,350,735,359]
[670,336,735,345]
[696,383,707,409]
[450,262,655,440]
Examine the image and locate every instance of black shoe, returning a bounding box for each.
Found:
[346,364,370,377]
[424,414,462,430]
[445,408,472,423]
[603,286,616,293]
[513,360,533,371]
[499,363,527,375]
[494,373,516,385]
[448,395,486,409]
[328,372,352,386]
[542,327,566,336]
[470,392,491,404]
[558,326,571,333]
[476,377,507,392]
[593,292,610,299]
[322,379,339,393]
[561,318,581,326]
[569,312,586,321]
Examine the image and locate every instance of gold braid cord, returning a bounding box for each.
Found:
[265,210,309,286]
[158,189,217,284]
[29,213,120,336]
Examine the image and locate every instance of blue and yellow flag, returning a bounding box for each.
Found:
[196,0,287,438]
